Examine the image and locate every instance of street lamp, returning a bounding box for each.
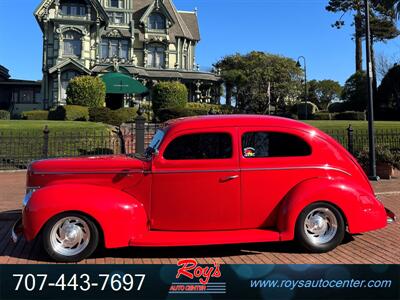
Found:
[296,56,308,120]
[364,0,378,180]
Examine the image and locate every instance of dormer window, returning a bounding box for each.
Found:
[148,13,166,30]
[109,0,123,8]
[108,12,124,24]
[60,2,86,16]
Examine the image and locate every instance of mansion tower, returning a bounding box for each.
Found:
[34,0,221,108]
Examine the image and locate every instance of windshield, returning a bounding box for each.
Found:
[144,129,165,157]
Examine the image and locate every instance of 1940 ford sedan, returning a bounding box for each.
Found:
[12,115,395,262]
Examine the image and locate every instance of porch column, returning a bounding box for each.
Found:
[57,69,61,106]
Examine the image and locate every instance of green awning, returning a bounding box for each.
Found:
[100,72,148,94]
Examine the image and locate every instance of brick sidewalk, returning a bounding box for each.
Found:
[0,171,399,264]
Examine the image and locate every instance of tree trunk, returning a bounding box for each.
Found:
[225,83,232,106]
[355,11,363,72]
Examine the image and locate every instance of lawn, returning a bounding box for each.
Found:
[305,120,400,132]
[0,120,111,134]
[0,121,119,169]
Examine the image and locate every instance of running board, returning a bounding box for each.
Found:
[129,229,280,247]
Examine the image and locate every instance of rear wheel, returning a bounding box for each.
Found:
[43,212,99,262]
[296,202,345,253]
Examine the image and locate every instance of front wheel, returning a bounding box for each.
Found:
[296,202,345,253]
[43,212,99,262]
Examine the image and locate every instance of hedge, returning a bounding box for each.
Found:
[312,112,332,120]
[152,81,188,118]
[21,110,49,120]
[49,105,89,121]
[334,111,366,121]
[0,110,10,120]
[186,103,237,114]
[89,107,138,126]
[66,76,106,108]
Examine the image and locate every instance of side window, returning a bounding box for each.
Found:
[242,132,311,158]
[164,133,232,160]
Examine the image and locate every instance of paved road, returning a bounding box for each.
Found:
[0,171,399,264]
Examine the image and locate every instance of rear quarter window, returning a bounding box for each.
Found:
[242,132,311,158]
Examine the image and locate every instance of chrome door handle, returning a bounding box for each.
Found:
[220,175,239,182]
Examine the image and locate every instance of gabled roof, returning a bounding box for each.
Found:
[179,11,200,41]
[133,0,200,42]
[48,58,91,75]
[34,0,108,30]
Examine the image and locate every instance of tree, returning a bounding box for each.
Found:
[307,80,343,110]
[66,76,106,108]
[341,71,368,111]
[152,81,188,116]
[377,64,400,119]
[215,51,303,114]
[326,0,399,84]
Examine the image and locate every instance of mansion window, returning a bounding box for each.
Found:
[109,0,123,8]
[61,70,79,101]
[108,12,124,24]
[60,3,86,16]
[148,13,166,30]
[63,31,82,57]
[101,39,129,59]
[147,45,165,68]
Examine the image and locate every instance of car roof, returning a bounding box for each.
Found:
[165,115,317,133]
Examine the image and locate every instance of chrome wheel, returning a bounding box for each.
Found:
[49,217,91,257]
[303,208,338,245]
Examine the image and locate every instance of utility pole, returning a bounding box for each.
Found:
[365,0,378,180]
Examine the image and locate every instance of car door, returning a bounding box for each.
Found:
[239,127,316,229]
[150,127,241,231]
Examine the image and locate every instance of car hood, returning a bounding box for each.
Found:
[29,155,146,174]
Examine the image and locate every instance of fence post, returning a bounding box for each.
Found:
[135,107,146,154]
[347,124,354,155]
[43,125,49,158]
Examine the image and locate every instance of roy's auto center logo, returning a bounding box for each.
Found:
[169,259,226,295]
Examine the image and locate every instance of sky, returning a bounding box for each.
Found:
[0,0,400,85]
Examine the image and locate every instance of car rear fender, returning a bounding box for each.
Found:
[277,177,367,241]
[23,184,148,248]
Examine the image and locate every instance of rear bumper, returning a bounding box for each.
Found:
[386,208,396,224]
[11,217,23,243]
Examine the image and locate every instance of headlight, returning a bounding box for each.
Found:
[23,187,40,207]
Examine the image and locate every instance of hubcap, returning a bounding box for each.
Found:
[304,208,338,245]
[50,217,90,256]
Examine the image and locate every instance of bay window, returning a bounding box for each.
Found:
[63,31,82,57]
[101,38,129,59]
[147,45,165,68]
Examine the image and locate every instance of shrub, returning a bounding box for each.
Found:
[275,112,298,120]
[312,112,332,120]
[186,103,237,115]
[334,111,365,121]
[21,110,49,120]
[355,145,400,170]
[89,107,139,126]
[49,105,89,121]
[158,107,194,122]
[0,110,10,120]
[296,102,319,119]
[66,76,106,108]
[89,107,112,124]
[328,101,348,113]
[152,81,188,118]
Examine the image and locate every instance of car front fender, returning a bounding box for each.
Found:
[276,177,380,241]
[23,184,148,249]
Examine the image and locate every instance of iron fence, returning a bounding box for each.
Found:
[0,122,399,170]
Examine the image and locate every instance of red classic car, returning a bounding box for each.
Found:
[12,115,395,262]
